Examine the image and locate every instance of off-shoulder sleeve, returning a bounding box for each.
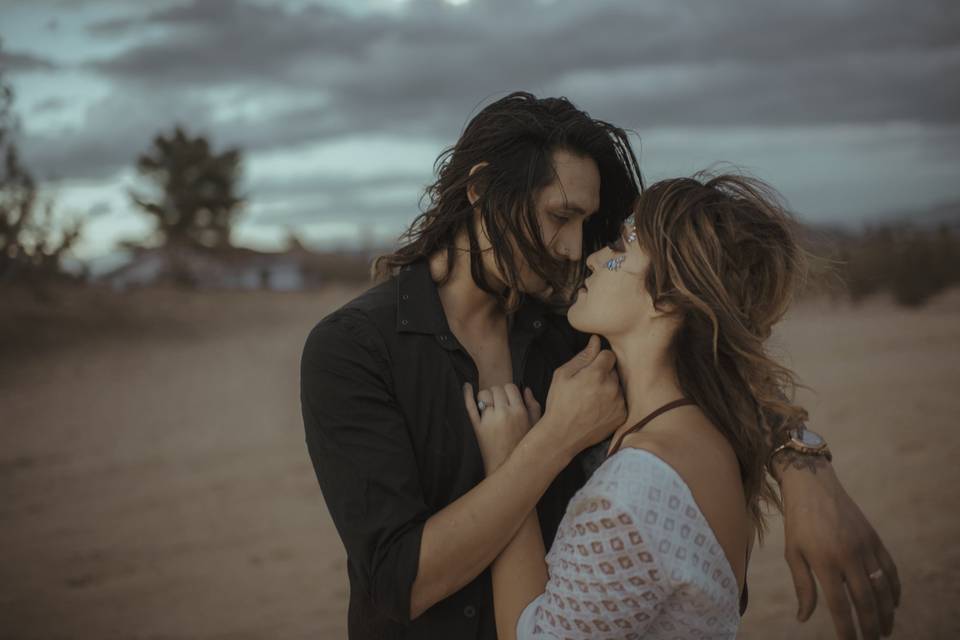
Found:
[516,448,741,639]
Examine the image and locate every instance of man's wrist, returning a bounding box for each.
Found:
[524,412,577,471]
[770,447,834,483]
[768,426,833,481]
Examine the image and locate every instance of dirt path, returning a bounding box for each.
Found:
[1,288,958,638]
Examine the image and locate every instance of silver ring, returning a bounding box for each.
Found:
[477,399,487,412]
[869,569,884,582]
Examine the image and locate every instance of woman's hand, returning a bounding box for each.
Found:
[464,382,542,474]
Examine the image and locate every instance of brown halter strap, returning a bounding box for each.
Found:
[606,398,696,459]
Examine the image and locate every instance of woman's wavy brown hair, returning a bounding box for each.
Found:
[373,91,642,312]
[632,172,809,537]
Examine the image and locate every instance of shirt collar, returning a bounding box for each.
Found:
[396,259,449,335]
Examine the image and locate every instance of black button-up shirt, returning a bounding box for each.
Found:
[301,258,591,639]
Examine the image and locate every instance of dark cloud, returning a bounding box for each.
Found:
[83,0,959,120]
[0,49,60,73]
[31,96,67,112]
[15,0,960,181]
[248,171,432,204]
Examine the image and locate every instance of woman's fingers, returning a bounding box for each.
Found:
[490,386,508,412]
[524,387,542,424]
[503,383,523,408]
[463,383,481,430]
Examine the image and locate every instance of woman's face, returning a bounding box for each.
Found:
[567,217,661,339]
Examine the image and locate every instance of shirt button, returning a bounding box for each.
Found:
[463,604,476,618]
[532,320,543,329]
[439,334,448,341]
[401,294,410,300]
[401,319,409,326]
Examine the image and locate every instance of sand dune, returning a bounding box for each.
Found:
[1,286,958,638]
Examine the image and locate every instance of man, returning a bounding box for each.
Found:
[301,92,899,639]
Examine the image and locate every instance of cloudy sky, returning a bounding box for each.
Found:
[1,0,958,259]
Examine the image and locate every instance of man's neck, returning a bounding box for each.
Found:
[428,230,505,333]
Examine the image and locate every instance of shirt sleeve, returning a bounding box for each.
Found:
[300,310,428,624]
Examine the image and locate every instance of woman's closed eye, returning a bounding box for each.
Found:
[605,237,626,252]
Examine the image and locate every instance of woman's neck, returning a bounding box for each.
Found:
[607,333,685,437]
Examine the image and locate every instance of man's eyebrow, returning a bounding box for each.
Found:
[554,204,598,217]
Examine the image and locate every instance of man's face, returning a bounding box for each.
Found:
[513,149,601,295]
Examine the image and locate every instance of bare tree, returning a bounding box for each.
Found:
[0,57,82,283]
[131,127,245,250]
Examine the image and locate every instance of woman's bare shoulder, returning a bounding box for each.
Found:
[619,410,750,585]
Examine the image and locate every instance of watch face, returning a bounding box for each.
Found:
[797,429,824,447]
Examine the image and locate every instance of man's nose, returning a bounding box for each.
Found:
[560,224,583,262]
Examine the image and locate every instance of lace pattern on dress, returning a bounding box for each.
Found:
[517,448,741,639]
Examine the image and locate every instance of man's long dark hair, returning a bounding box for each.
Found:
[373,92,643,312]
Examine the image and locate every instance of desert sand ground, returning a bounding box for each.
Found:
[1,284,958,639]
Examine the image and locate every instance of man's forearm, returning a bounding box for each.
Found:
[409,418,572,620]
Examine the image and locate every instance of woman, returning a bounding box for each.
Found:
[465,173,810,638]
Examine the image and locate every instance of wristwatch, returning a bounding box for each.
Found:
[770,427,833,462]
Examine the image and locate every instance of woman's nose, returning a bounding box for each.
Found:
[584,247,605,271]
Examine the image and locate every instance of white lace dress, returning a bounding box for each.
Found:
[517,448,742,639]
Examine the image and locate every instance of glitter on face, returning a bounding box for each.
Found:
[605,255,627,271]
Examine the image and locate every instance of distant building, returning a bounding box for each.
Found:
[98,244,375,291]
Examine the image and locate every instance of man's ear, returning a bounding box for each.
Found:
[466,162,489,206]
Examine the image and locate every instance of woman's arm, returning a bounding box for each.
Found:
[410,418,568,619]
[412,337,626,619]
[490,512,548,640]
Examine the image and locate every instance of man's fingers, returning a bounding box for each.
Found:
[875,538,901,607]
[785,547,818,622]
[819,569,859,640]
[581,348,616,377]
[846,564,882,640]
[866,556,896,637]
[558,334,601,377]
[463,383,481,429]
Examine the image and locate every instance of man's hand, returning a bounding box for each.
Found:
[777,456,901,639]
[541,334,626,456]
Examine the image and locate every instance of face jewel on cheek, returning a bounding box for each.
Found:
[606,255,626,271]
[624,215,638,244]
